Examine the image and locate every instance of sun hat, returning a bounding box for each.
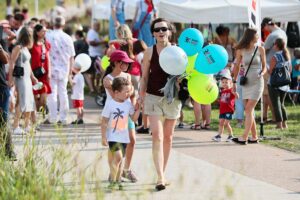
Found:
[109,50,134,63]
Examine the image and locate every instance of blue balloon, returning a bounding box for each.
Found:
[194,44,228,74]
[178,28,204,56]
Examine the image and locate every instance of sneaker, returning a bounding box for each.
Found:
[43,119,52,125]
[177,123,184,128]
[71,119,84,125]
[212,134,222,142]
[6,151,17,161]
[57,120,67,125]
[226,135,234,142]
[24,127,31,134]
[13,126,24,135]
[136,127,149,134]
[107,182,117,190]
[122,169,138,183]
[117,182,123,190]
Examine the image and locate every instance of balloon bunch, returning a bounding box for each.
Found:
[159,28,229,105]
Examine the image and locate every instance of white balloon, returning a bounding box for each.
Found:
[74,53,92,72]
[159,46,188,75]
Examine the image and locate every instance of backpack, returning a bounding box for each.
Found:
[286,22,300,48]
[270,52,291,87]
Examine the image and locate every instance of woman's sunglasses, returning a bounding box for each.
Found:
[153,27,169,33]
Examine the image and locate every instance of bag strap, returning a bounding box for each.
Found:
[138,1,151,29]
[41,43,46,67]
[244,46,258,78]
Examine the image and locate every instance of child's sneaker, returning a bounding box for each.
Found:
[107,182,117,190]
[122,169,138,183]
[212,134,222,142]
[226,135,234,142]
[117,182,123,190]
[177,122,184,128]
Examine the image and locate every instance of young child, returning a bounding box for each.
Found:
[213,73,238,142]
[71,63,85,124]
[101,77,140,190]
[291,48,300,103]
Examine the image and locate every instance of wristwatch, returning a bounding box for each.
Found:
[232,80,237,83]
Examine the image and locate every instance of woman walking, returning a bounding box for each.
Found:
[232,28,267,144]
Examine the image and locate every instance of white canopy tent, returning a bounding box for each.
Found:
[158,0,300,24]
[92,0,160,20]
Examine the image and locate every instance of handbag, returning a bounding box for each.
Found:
[33,44,47,78]
[270,53,291,87]
[13,48,24,77]
[239,46,258,86]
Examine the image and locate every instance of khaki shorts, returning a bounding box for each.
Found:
[144,93,181,119]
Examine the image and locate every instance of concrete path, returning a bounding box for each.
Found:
[12,96,300,199]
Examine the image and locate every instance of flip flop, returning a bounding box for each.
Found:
[190,124,201,130]
[201,124,210,130]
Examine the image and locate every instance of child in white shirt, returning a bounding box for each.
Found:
[101,77,140,190]
[71,63,85,124]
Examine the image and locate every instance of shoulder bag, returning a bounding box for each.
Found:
[33,43,46,78]
[239,46,258,86]
[13,47,24,77]
[270,53,291,87]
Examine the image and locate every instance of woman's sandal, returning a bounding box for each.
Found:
[201,124,211,130]
[155,183,166,191]
[232,137,248,145]
[190,124,201,130]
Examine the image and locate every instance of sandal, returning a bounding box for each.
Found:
[201,124,210,130]
[190,124,201,130]
[155,183,166,191]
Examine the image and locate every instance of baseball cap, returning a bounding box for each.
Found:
[261,17,275,27]
[109,50,134,63]
[221,72,232,80]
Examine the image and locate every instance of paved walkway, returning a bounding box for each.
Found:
[12,96,300,199]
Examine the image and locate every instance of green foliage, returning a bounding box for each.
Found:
[183,104,300,153]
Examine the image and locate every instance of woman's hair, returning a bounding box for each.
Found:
[75,30,85,38]
[274,38,290,61]
[116,24,133,40]
[133,40,147,55]
[17,26,32,47]
[294,48,300,59]
[235,28,257,50]
[215,25,225,36]
[150,18,172,34]
[112,77,130,92]
[120,40,134,59]
[33,24,44,43]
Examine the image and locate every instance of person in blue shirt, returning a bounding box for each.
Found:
[109,0,125,40]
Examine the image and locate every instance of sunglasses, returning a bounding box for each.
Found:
[153,27,169,33]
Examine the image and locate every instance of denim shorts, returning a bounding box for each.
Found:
[219,113,233,120]
[128,118,135,130]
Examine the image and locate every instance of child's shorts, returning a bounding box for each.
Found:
[73,100,84,108]
[108,142,127,156]
[219,113,233,120]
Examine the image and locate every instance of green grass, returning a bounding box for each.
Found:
[1,0,80,18]
[182,103,300,153]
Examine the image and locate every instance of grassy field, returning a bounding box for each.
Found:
[182,102,300,154]
[0,0,80,18]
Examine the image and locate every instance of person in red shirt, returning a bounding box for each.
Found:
[31,24,51,113]
[212,73,238,142]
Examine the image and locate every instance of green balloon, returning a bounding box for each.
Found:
[188,73,219,105]
[185,54,198,75]
[101,55,110,70]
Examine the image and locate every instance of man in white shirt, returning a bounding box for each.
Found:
[45,16,75,124]
[86,20,104,93]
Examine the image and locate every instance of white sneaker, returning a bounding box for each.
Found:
[212,134,222,142]
[24,127,31,134]
[13,127,24,135]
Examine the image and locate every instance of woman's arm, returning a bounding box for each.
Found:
[0,44,9,64]
[232,49,242,81]
[8,45,21,87]
[259,46,267,76]
[139,47,152,100]
[103,76,114,98]
[268,56,276,75]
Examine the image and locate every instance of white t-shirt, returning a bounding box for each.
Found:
[102,99,134,143]
[87,29,102,57]
[71,73,85,100]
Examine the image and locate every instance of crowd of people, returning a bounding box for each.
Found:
[0,1,299,192]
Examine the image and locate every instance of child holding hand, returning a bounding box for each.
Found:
[101,77,140,190]
[213,73,238,142]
